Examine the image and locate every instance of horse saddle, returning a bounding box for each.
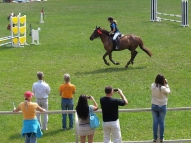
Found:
[116,35,122,43]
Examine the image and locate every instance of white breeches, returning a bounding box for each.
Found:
[113,32,120,40]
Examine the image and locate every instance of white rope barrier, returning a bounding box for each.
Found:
[1,107,191,114]
[0,110,75,114]
[123,139,191,143]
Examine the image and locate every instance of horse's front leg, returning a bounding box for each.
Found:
[108,52,120,65]
[103,52,110,66]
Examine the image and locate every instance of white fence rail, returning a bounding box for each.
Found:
[1,107,191,143]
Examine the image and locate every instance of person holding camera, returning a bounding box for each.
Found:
[76,94,98,143]
[151,74,171,142]
[100,86,128,143]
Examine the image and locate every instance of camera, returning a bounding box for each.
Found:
[114,88,118,92]
[86,96,91,99]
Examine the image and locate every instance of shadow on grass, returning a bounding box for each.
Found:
[9,132,22,140]
[0,46,15,51]
[9,129,64,140]
[75,66,147,75]
[143,20,183,29]
[42,129,65,137]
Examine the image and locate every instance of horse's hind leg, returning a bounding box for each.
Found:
[103,52,110,66]
[130,51,138,65]
[109,53,120,65]
[125,50,138,68]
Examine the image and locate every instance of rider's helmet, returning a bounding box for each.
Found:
[108,16,114,21]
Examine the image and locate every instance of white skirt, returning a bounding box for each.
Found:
[78,124,95,136]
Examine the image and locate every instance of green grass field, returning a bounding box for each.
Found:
[0,0,191,142]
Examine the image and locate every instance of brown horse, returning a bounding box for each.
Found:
[89,26,152,68]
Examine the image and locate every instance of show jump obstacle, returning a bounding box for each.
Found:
[150,0,189,27]
[31,28,41,45]
[40,8,44,23]
[0,13,28,47]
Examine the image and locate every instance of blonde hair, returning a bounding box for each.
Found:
[24,98,29,110]
[113,20,118,25]
[64,73,70,83]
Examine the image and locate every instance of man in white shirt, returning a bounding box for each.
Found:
[32,71,50,131]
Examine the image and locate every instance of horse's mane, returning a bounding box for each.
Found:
[100,28,110,36]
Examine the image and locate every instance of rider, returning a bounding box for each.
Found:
[108,16,120,50]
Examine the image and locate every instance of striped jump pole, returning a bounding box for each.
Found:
[0,36,12,42]
[0,36,19,47]
[0,42,12,46]
[160,18,181,23]
[150,0,189,27]
[157,12,181,18]
[0,36,19,42]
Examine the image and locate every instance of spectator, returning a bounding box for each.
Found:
[13,91,46,143]
[32,71,50,131]
[76,94,98,143]
[151,74,171,142]
[59,73,76,130]
[100,86,128,143]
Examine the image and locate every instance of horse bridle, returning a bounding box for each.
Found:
[96,29,103,35]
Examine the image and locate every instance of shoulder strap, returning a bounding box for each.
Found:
[89,106,93,115]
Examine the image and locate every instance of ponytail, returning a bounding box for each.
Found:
[24,98,28,110]
[113,20,118,25]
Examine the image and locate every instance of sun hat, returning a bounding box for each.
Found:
[24,91,34,98]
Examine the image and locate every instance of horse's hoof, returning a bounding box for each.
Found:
[104,62,110,66]
[125,65,128,68]
[115,62,120,65]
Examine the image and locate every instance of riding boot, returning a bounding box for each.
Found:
[114,39,119,49]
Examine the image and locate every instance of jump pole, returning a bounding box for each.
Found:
[150,0,157,22]
[0,36,18,47]
[150,0,189,27]
[182,0,189,26]
[40,8,44,23]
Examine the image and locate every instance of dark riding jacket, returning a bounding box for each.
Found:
[110,22,119,33]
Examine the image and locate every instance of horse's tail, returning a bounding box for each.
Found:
[138,37,152,57]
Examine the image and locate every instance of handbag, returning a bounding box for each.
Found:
[89,106,100,129]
